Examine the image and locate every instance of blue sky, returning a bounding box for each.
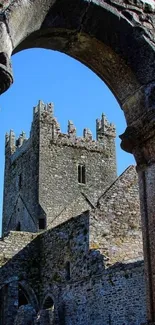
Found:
[0,48,135,230]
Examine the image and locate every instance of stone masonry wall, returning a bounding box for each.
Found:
[50,165,143,265]
[0,231,38,266]
[58,261,146,325]
[49,192,93,228]
[2,126,40,233]
[2,100,117,233]
[39,212,146,325]
[0,212,146,325]
[0,232,40,325]
[90,165,142,265]
[38,101,117,226]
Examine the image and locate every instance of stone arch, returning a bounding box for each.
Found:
[18,281,39,312]
[42,293,55,310]
[0,0,155,125]
[1,0,155,323]
[38,294,56,324]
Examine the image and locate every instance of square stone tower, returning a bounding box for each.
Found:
[2,100,116,234]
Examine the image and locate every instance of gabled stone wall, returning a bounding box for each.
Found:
[90,165,142,264]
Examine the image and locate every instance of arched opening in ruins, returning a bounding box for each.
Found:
[1,0,155,323]
[43,295,54,310]
[18,285,29,307]
[18,281,39,312]
[40,295,55,324]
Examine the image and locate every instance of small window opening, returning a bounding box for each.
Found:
[19,174,22,190]
[43,296,54,310]
[78,164,86,184]
[18,287,28,307]
[16,222,21,231]
[66,261,71,280]
[39,218,46,230]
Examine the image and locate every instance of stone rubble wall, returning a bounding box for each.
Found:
[52,165,143,265]
[59,260,146,325]
[38,103,116,225]
[0,233,40,324]
[0,212,146,325]
[3,127,40,233]
[91,165,143,264]
[39,212,146,325]
[0,231,38,267]
[49,192,93,229]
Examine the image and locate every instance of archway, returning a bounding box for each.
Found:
[0,0,155,323]
[18,281,39,312]
[39,295,55,325]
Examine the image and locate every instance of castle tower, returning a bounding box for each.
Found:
[2,101,117,234]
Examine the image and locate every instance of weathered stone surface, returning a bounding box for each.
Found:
[1,100,146,324]
[52,165,143,265]
[3,101,116,233]
[1,1,155,321]
[0,213,147,325]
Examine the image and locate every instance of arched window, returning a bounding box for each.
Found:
[43,296,54,311]
[39,218,46,230]
[40,296,55,325]
[18,286,29,307]
[16,222,21,231]
[78,164,86,184]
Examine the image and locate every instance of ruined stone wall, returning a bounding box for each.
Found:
[50,165,143,266]
[90,165,142,265]
[58,261,146,325]
[0,231,38,266]
[39,213,146,325]
[0,213,146,325]
[0,232,40,325]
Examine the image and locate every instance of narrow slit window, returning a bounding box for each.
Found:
[82,165,86,184]
[19,174,22,190]
[16,222,21,231]
[78,164,86,184]
[39,218,46,230]
[66,261,71,280]
[78,165,81,183]
[18,287,28,307]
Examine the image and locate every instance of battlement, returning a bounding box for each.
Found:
[34,100,116,150]
[5,129,28,154]
[5,100,116,158]
[33,100,54,118]
[96,113,116,140]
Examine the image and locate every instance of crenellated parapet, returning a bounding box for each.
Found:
[5,100,116,159]
[32,100,116,152]
[83,128,93,141]
[33,100,54,119]
[68,120,76,138]
[96,113,116,141]
[5,129,28,157]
